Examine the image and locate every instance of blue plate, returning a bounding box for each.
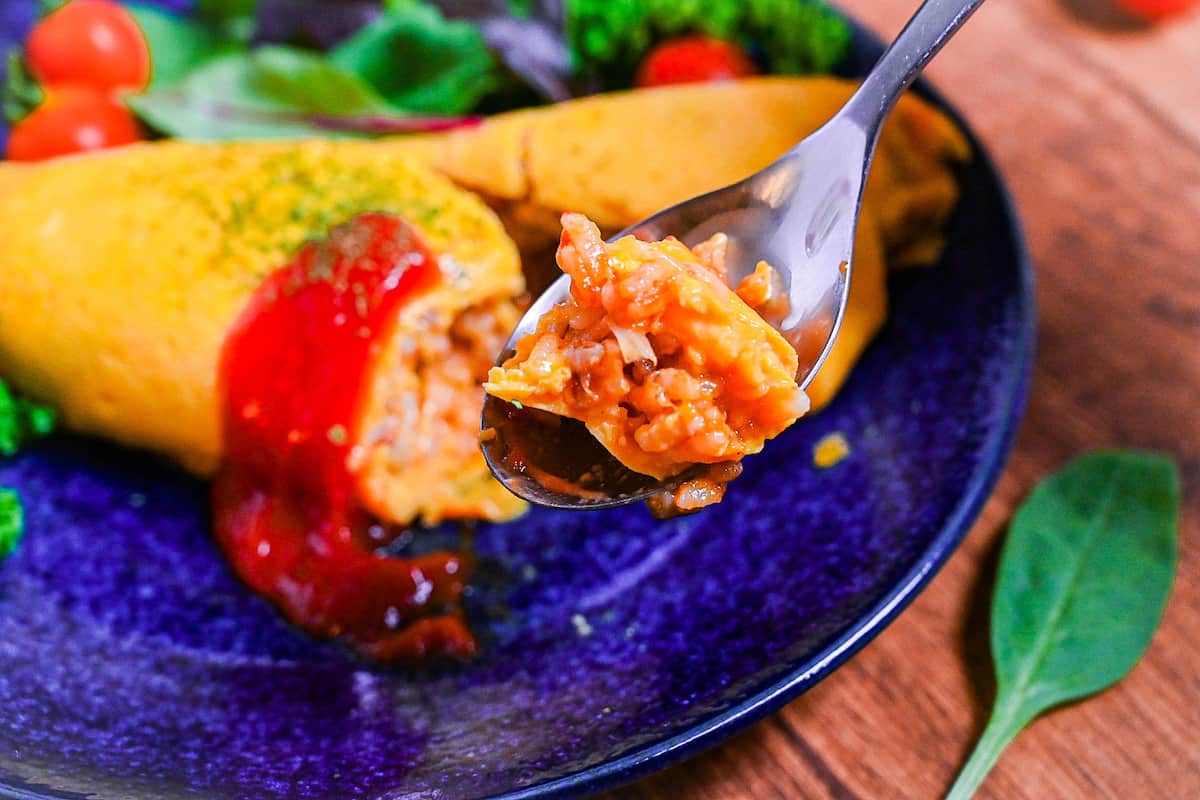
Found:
[0,8,1033,800]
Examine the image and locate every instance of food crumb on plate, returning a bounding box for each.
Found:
[813,432,851,469]
[571,613,594,637]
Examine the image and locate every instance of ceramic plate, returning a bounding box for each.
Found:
[0,7,1033,800]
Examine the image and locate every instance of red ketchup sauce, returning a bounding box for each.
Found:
[214,213,477,662]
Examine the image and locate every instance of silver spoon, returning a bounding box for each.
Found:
[481,0,987,510]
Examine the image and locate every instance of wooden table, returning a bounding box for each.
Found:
[608,1,1200,797]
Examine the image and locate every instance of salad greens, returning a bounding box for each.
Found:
[946,450,1179,799]
[0,379,56,562]
[128,47,479,140]
[197,0,254,19]
[252,46,395,115]
[566,0,851,87]
[130,1,504,138]
[194,0,255,41]
[118,0,852,140]
[127,4,240,89]
[253,0,383,51]
[330,5,499,115]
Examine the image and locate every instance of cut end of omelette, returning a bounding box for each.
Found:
[354,296,528,525]
[485,213,809,493]
[214,211,525,662]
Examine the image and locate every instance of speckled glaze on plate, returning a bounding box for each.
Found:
[0,6,1033,800]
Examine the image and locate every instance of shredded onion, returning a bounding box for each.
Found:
[611,325,657,365]
[791,388,813,417]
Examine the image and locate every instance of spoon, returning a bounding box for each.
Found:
[481,0,987,510]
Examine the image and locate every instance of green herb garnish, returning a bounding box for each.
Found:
[327,424,348,445]
[947,450,1179,799]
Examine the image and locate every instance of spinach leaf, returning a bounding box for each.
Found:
[129,48,393,140]
[128,49,479,140]
[196,0,257,42]
[331,4,500,115]
[946,450,1179,799]
[251,46,395,115]
[198,0,257,18]
[0,488,21,560]
[127,5,242,90]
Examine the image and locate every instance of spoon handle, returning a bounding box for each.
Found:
[841,0,988,140]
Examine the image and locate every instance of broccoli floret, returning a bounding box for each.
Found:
[0,488,21,560]
[0,378,55,562]
[566,0,851,86]
[0,379,56,458]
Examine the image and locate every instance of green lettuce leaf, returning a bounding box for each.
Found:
[128,47,400,140]
[331,4,500,115]
[127,4,243,90]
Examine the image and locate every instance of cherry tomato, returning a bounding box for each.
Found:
[1113,0,1197,20]
[7,88,143,162]
[26,0,151,93]
[635,36,759,88]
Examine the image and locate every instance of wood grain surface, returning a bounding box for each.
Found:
[606,1,1200,797]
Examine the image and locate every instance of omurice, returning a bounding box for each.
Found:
[0,78,968,659]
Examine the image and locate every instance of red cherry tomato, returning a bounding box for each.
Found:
[1113,0,1197,19]
[26,0,151,93]
[635,35,759,88]
[7,88,143,162]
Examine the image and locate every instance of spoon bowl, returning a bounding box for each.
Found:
[479,115,867,511]
[481,0,987,510]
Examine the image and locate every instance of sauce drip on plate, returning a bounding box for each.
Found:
[214,213,476,662]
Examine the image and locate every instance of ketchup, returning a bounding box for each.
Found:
[215,213,477,662]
